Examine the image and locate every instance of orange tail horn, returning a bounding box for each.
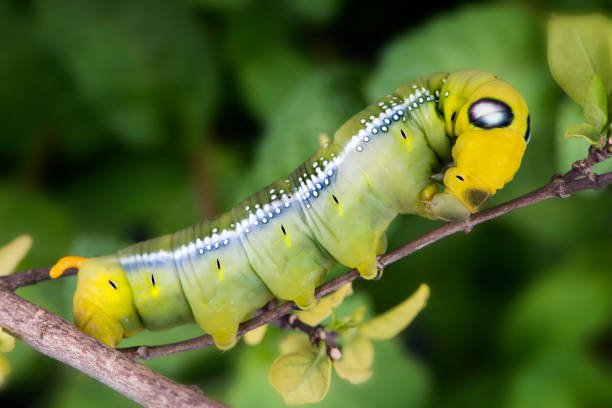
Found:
[49,256,86,279]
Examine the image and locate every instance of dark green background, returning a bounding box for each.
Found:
[1,0,611,406]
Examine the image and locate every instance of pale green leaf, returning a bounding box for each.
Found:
[243,324,268,346]
[0,354,10,384]
[367,5,541,100]
[0,328,15,354]
[235,66,363,201]
[564,123,601,144]
[333,336,374,384]
[269,347,332,405]
[584,75,608,131]
[360,284,429,340]
[297,283,353,326]
[0,235,32,276]
[331,304,368,333]
[555,97,612,176]
[547,14,611,107]
[279,333,314,355]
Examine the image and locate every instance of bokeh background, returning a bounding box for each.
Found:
[1,0,611,406]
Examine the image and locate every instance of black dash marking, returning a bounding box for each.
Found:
[281,225,287,235]
[456,175,464,181]
[216,259,221,270]
[150,274,156,286]
[451,112,457,122]
[108,280,117,290]
[400,129,407,139]
[332,195,339,204]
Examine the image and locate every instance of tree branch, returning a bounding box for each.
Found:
[0,137,610,408]
[0,286,227,408]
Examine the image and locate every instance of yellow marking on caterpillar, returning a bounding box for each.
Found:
[283,233,292,248]
[331,194,343,215]
[215,259,224,282]
[150,285,160,299]
[281,225,292,247]
[400,129,413,151]
[50,256,86,278]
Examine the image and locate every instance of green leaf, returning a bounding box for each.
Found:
[500,252,612,355]
[555,96,612,175]
[236,66,363,201]
[0,235,32,276]
[367,4,542,100]
[360,284,429,340]
[584,75,608,131]
[564,123,601,144]
[279,333,314,355]
[243,324,268,346]
[547,14,611,107]
[39,0,218,147]
[269,346,332,405]
[0,328,15,353]
[237,47,312,120]
[297,283,353,326]
[333,336,374,384]
[224,335,431,407]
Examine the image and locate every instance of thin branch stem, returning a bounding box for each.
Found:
[0,137,610,408]
[272,314,342,361]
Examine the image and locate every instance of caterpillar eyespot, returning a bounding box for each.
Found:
[50,69,530,350]
[468,98,514,129]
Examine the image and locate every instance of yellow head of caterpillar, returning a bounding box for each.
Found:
[50,255,143,347]
[429,70,530,219]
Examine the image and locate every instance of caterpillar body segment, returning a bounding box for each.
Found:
[50,69,530,350]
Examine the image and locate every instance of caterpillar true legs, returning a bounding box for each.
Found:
[50,69,530,350]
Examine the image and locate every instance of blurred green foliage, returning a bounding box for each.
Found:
[1,1,611,407]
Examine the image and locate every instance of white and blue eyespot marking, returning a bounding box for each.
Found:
[468,98,514,130]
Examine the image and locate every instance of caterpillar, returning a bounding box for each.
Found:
[50,69,530,350]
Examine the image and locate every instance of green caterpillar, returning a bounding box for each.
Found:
[50,69,531,350]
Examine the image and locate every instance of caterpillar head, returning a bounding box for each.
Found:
[50,256,143,347]
[429,70,530,220]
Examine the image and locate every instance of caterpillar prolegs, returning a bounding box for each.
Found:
[50,69,531,350]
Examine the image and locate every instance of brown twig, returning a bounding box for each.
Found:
[272,314,342,361]
[1,267,76,291]
[0,287,227,408]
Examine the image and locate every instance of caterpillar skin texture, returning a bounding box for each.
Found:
[50,69,531,350]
